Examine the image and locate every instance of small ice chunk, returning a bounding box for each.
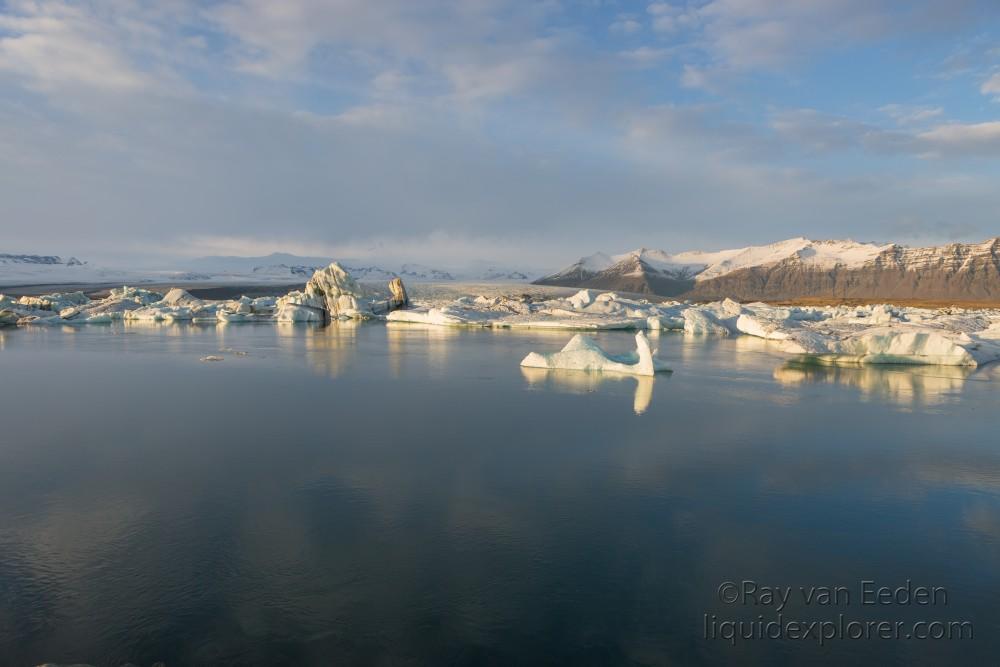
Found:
[568,289,598,310]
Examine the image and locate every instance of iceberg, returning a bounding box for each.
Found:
[275,291,327,322]
[736,312,796,340]
[304,262,369,319]
[520,331,671,376]
[780,327,997,367]
[683,309,732,335]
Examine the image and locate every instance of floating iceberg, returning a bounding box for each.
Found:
[303,262,368,319]
[520,331,671,376]
[780,327,1000,367]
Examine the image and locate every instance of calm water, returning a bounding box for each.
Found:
[2,322,1000,666]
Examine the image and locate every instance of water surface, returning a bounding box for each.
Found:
[2,323,999,665]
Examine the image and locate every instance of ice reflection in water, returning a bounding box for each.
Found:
[773,361,973,409]
[274,321,360,378]
[386,323,461,379]
[520,366,659,415]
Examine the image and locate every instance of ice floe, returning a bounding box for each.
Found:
[521,332,671,376]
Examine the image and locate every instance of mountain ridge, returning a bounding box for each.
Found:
[535,237,1000,301]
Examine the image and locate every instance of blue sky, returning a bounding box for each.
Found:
[1,0,999,268]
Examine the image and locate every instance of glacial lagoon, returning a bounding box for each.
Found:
[2,323,1000,665]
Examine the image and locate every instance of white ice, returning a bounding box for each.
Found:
[520,331,671,376]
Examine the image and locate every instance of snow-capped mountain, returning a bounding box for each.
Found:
[0,253,130,286]
[536,238,1000,300]
[0,253,85,266]
[1,251,536,288]
[181,254,531,283]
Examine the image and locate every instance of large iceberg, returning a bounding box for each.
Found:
[779,327,998,367]
[520,331,671,376]
[303,262,368,319]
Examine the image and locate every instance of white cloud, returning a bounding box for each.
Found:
[1,0,999,263]
[646,2,698,33]
[879,104,944,126]
[0,1,149,91]
[609,16,642,35]
[773,108,1000,158]
[619,47,670,66]
[982,73,1000,100]
[679,64,724,91]
[676,0,988,87]
[917,122,1000,156]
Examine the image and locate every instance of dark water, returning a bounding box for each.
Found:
[2,322,1000,666]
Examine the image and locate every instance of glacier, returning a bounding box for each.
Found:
[4,263,1000,368]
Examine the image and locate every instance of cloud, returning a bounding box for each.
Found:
[878,104,944,126]
[646,2,698,33]
[0,1,150,91]
[1,0,999,265]
[619,46,670,66]
[982,72,1000,99]
[207,0,567,98]
[770,109,908,153]
[881,217,983,243]
[609,16,642,35]
[161,231,554,270]
[679,64,724,91]
[917,121,1000,156]
[677,0,990,86]
[772,109,1000,158]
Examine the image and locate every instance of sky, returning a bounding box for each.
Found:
[1,0,1000,269]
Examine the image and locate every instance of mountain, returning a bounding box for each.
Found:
[181,252,334,275]
[535,238,1000,301]
[0,250,536,287]
[0,253,85,266]
[0,254,114,286]
[182,254,532,283]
